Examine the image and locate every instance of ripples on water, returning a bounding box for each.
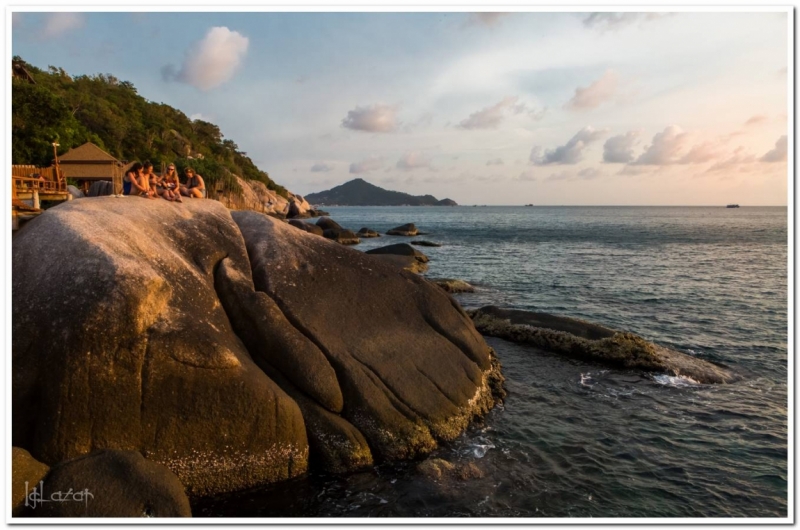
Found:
[195,206,788,518]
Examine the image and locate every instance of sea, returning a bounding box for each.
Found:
[196,206,789,519]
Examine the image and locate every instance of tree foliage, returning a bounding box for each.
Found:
[11,57,287,197]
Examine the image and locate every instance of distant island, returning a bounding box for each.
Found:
[305,178,458,206]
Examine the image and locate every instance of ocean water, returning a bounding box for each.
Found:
[196,206,788,518]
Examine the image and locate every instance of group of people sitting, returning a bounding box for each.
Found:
[118,161,206,201]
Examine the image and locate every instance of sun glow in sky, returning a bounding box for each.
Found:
[12,10,790,205]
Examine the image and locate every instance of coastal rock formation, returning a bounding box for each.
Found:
[22,450,191,517]
[12,447,50,515]
[233,211,502,462]
[365,243,429,263]
[315,217,342,231]
[469,306,737,384]
[431,278,475,293]
[288,219,324,236]
[369,254,429,274]
[323,228,360,245]
[13,199,308,497]
[13,199,502,500]
[416,458,483,481]
[357,227,381,238]
[387,223,419,236]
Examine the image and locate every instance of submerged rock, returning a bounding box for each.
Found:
[468,306,737,384]
[13,199,502,497]
[21,450,191,517]
[357,227,381,238]
[411,240,441,247]
[430,278,475,293]
[387,223,418,236]
[416,458,483,481]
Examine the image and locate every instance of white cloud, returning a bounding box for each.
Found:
[760,135,787,163]
[311,162,334,172]
[582,12,669,31]
[744,115,768,127]
[486,158,504,166]
[531,126,608,165]
[632,125,689,165]
[603,131,641,163]
[458,96,523,129]
[41,13,85,39]
[566,70,619,111]
[706,147,757,173]
[546,168,604,181]
[349,156,384,174]
[169,27,249,90]
[396,151,433,171]
[341,104,399,133]
[678,141,723,164]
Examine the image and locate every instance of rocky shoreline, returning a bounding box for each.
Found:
[12,202,739,517]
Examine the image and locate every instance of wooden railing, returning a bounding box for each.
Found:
[11,165,67,194]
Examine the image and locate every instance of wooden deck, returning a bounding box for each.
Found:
[11,165,71,229]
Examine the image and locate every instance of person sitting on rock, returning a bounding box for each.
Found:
[180,168,206,198]
[158,163,182,202]
[122,163,154,198]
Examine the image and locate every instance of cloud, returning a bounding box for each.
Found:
[632,125,689,165]
[349,156,384,174]
[546,168,604,182]
[744,115,768,126]
[603,131,641,163]
[486,158,504,166]
[760,135,787,163]
[464,13,510,28]
[41,12,85,39]
[678,142,723,164]
[515,170,536,181]
[311,162,334,173]
[706,147,757,173]
[531,126,608,165]
[582,12,668,31]
[396,151,433,171]
[341,104,399,133]
[166,27,249,90]
[566,70,619,111]
[458,96,522,129]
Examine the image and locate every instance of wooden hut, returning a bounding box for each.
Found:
[57,142,128,193]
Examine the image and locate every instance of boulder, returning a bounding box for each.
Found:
[12,447,50,515]
[430,278,475,293]
[20,450,191,517]
[370,254,429,274]
[288,219,324,236]
[468,306,738,384]
[323,228,360,245]
[411,240,441,247]
[87,180,113,197]
[357,227,381,238]
[386,223,418,236]
[315,217,342,231]
[365,243,429,263]
[67,185,84,200]
[13,199,308,497]
[416,458,483,481]
[233,211,503,462]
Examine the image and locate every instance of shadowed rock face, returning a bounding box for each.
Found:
[13,199,502,499]
[20,450,191,517]
[469,306,737,384]
[233,211,502,461]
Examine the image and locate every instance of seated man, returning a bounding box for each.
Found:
[180,168,206,199]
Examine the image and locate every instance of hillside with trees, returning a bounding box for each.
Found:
[305,178,458,206]
[11,57,287,197]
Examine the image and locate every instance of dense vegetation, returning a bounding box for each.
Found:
[305,178,457,206]
[11,57,287,197]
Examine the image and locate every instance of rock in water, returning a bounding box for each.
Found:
[22,450,191,517]
[365,243,429,263]
[233,211,503,461]
[13,199,308,497]
[12,447,49,515]
[386,223,418,236]
[469,305,737,384]
[430,278,475,293]
[315,217,343,231]
[357,227,381,238]
[369,254,429,274]
[411,240,441,247]
[322,228,360,245]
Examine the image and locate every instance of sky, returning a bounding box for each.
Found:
[11,10,791,205]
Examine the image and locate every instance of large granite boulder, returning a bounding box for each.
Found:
[469,306,737,384]
[323,228,360,245]
[315,217,342,231]
[366,243,429,263]
[87,180,113,197]
[288,219,324,236]
[369,254,429,274]
[12,447,50,515]
[21,450,191,517]
[13,199,308,497]
[13,199,502,498]
[233,211,502,461]
[386,223,418,236]
[357,227,380,238]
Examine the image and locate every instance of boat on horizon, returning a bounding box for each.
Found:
[726,204,740,208]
